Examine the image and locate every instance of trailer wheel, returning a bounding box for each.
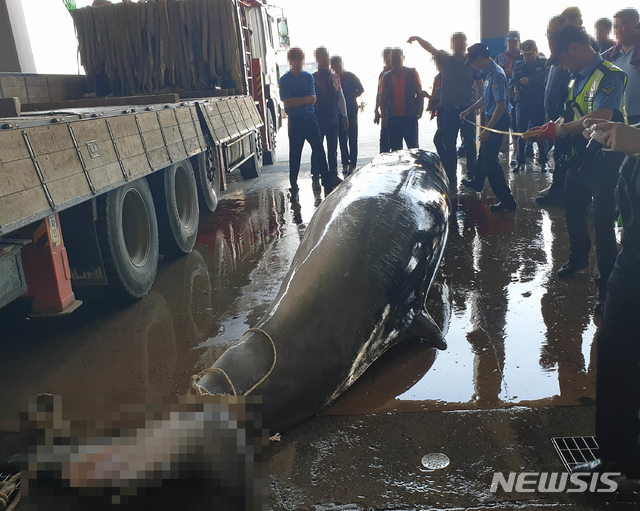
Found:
[96,178,159,300]
[194,151,221,213]
[153,159,199,257]
[263,109,277,165]
[240,131,263,179]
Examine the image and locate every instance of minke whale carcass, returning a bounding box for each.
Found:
[194,149,451,432]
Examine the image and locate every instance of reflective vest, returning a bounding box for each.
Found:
[565,60,627,122]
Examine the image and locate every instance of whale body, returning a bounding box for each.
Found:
[197,149,451,431]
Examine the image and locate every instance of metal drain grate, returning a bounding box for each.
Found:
[551,436,599,472]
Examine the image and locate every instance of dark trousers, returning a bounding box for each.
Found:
[547,141,570,198]
[387,116,419,151]
[516,103,547,164]
[311,115,339,177]
[564,157,621,296]
[436,106,476,188]
[596,252,640,468]
[379,124,390,153]
[475,114,516,205]
[288,115,330,189]
[338,114,359,167]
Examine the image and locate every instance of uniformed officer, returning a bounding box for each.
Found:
[460,43,517,212]
[527,25,627,312]
[496,31,524,164]
[572,120,640,478]
[511,40,548,172]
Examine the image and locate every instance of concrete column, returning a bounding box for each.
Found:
[0,0,36,72]
[480,0,509,57]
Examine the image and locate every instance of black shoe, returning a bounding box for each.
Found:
[311,176,321,191]
[461,178,483,193]
[557,260,589,279]
[324,185,335,196]
[510,159,517,167]
[572,458,640,479]
[490,201,516,212]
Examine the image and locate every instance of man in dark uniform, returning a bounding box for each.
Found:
[536,15,572,205]
[279,48,336,200]
[572,119,640,479]
[526,25,627,312]
[460,43,518,212]
[312,47,346,191]
[330,55,364,176]
[511,40,548,172]
[374,48,393,153]
[408,32,482,191]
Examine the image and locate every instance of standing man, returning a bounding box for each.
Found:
[374,48,393,153]
[331,55,364,176]
[595,18,616,53]
[511,40,549,172]
[496,31,523,163]
[378,48,424,151]
[526,25,627,312]
[602,9,640,125]
[536,14,572,205]
[408,32,482,190]
[460,44,518,212]
[311,47,346,191]
[572,120,640,479]
[279,47,336,200]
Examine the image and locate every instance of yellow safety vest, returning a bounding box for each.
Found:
[566,60,628,122]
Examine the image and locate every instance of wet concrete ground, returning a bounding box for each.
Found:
[1,118,637,508]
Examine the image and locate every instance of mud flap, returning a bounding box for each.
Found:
[410,310,447,350]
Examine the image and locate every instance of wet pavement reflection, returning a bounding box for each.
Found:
[0,121,606,443]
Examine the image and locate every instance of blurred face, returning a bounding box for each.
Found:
[315,50,330,69]
[507,39,520,53]
[470,56,489,70]
[595,22,611,41]
[331,59,343,74]
[391,51,404,69]
[523,50,538,63]
[451,34,467,54]
[614,15,638,45]
[289,55,303,72]
[555,44,583,72]
[383,51,392,68]
[569,15,583,27]
[547,19,567,46]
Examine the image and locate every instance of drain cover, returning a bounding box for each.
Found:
[551,436,599,472]
[421,453,450,470]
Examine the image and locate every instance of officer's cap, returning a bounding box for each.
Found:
[465,43,490,64]
[521,40,538,53]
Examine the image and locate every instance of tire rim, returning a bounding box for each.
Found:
[122,188,151,268]
[175,164,197,229]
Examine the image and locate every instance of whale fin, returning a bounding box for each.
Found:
[410,310,447,350]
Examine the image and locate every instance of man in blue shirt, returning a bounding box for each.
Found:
[460,43,517,212]
[526,25,627,311]
[279,48,337,200]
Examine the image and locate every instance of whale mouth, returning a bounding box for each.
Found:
[191,328,277,397]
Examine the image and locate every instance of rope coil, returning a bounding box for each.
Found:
[190,328,277,397]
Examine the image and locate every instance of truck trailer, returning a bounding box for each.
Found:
[0,0,288,315]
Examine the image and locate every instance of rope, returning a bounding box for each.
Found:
[462,117,528,137]
[191,367,237,396]
[190,327,277,397]
[242,328,277,396]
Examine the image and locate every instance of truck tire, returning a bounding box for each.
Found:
[240,131,263,180]
[96,178,159,300]
[263,109,277,165]
[153,159,200,257]
[193,151,220,213]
